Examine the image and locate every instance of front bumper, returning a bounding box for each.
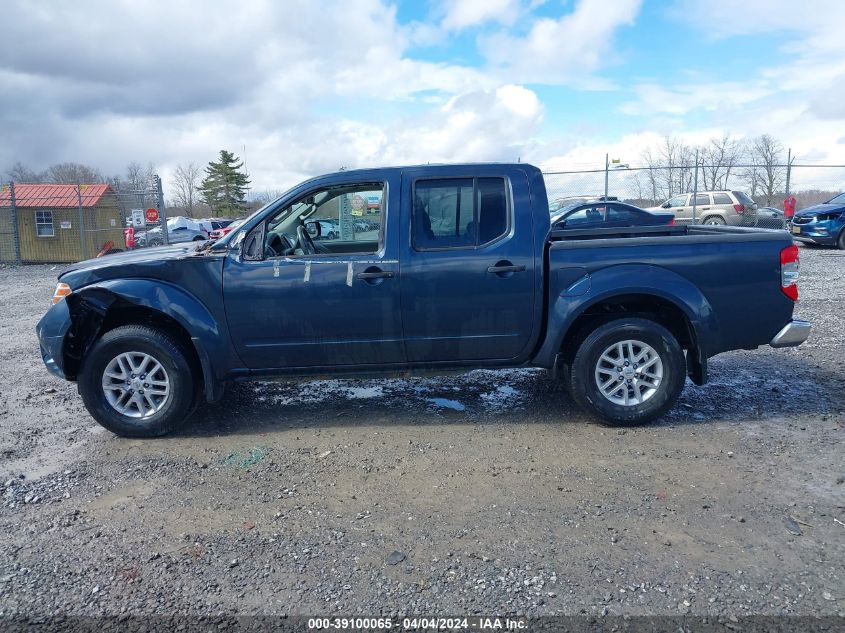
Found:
[35,298,73,379]
[769,320,811,348]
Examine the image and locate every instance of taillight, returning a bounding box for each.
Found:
[52,282,72,305]
[734,203,745,214]
[780,244,799,301]
[668,218,676,225]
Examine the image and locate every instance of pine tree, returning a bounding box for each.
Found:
[198,150,251,214]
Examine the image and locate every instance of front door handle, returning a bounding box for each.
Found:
[487,264,526,274]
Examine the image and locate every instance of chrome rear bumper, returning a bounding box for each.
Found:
[769,320,811,348]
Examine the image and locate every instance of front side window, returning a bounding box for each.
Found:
[414,177,508,250]
[256,182,385,259]
[35,210,54,237]
[666,195,688,208]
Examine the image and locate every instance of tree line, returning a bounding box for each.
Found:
[4,150,252,218]
[637,133,788,206]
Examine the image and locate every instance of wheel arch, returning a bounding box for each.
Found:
[538,265,718,385]
[63,280,225,401]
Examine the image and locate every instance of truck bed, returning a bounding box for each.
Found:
[548,223,789,244]
[544,224,796,359]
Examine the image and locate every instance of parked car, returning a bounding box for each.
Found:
[549,195,618,213]
[198,218,236,233]
[789,192,845,249]
[551,201,674,230]
[135,217,208,247]
[756,207,785,229]
[648,191,757,226]
[209,218,244,240]
[305,219,339,239]
[36,163,809,437]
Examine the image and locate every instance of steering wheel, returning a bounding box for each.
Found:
[296,224,317,255]
[296,224,330,255]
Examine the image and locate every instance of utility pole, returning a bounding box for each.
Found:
[785,148,793,196]
[604,153,609,200]
[9,182,21,264]
[76,184,87,258]
[691,149,700,224]
[154,175,168,245]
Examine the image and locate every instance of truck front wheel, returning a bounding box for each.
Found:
[569,318,685,426]
[78,325,196,437]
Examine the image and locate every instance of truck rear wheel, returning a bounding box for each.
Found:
[78,325,196,438]
[568,318,685,426]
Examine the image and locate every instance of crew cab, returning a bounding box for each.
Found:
[37,164,810,437]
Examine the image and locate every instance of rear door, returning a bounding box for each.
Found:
[690,193,711,223]
[399,168,535,363]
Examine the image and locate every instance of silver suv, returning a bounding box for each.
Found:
[649,191,757,226]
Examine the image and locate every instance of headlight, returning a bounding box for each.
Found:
[52,282,72,305]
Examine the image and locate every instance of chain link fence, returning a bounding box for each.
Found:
[543,163,845,230]
[2,163,843,264]
[0,182,166,264]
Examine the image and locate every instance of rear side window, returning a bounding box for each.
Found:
[607,205,635,221]
[693,194,710,205]
[732,191,755,204]
[712,193,732,204]
[414,177,509,250]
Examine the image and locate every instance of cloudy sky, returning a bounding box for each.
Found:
[2,0,844,192]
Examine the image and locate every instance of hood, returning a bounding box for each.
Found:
[794,202,844,217]
[58,243,214,288]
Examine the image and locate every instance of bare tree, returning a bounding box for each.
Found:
[743,134,785,205]
[654,135,696,198]
[701,134,741,190]
[44,162,104,184]
[640,147,661,203]
[170,162,201,217]
[4,161,43,183]
[124,161,155,192]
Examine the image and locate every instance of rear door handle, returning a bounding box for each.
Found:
[357,271,394,279]
[487,264,526,274]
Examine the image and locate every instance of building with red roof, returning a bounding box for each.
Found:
[0,183,125,263]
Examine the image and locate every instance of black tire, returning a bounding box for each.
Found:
[838,229,845,250]
[78,325,196,438]
[702,216,726,226]
[568,318,686,426]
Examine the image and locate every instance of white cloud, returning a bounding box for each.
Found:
[479,0,642,84]
[440,0,522,30]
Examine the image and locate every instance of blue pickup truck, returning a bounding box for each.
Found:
[37,164,810,437]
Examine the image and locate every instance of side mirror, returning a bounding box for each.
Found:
[305,221,320,237]
[662,202,671,209]
[241,224,265,261]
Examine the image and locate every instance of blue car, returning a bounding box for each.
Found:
[789,192,845,249]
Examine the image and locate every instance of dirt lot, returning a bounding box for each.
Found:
[0,246,843,622]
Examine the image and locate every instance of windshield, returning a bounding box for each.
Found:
[826,192,845,204]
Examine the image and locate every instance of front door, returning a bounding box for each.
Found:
[399,169,535,363]
[223,176,404,369]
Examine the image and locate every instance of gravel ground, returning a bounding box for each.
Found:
[0,245,843,622]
